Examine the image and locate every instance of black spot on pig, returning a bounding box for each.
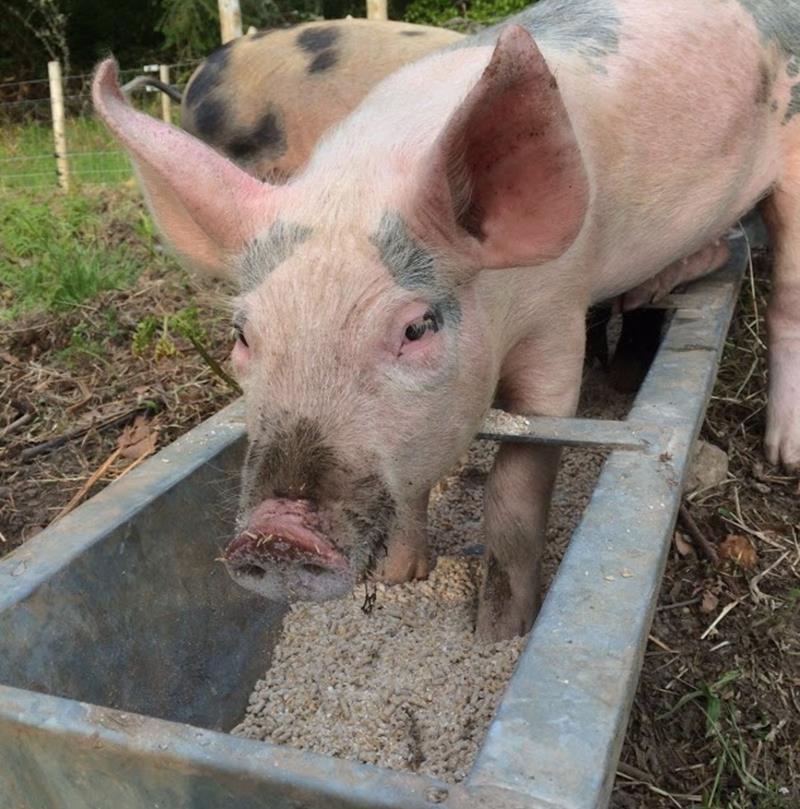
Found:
[185,42,232,109]
[756,61,773,104]
[736,1,800,58]
[244,417,341,505]
[401,30,425,36]
[371,212,461,324]
[193,97,227,141]
[785,83,800,124]
[226,107,287,160]
[308,49,339,74]
[240,220,311,291]
[296,26,340,53]
[462,0,620,74]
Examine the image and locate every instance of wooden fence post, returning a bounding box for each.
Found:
[47,60,70,192]
[159,64,171,123]
[366,0,388,20]
[218,0,243,44]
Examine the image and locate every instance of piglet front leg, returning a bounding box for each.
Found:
[374,492,431,583]
[763,183,800,472]
[476,312,586,642]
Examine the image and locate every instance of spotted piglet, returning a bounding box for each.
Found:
[179,19,463,182]
[95,0,800,641]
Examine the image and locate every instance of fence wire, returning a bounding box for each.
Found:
[0,62,198,192]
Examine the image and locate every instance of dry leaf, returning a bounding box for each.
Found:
[117,415,158,460]
[719,534,758,570]
[674,531,693,556]
[701,591,719,613]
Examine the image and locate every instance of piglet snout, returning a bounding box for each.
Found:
[222,499,352,602]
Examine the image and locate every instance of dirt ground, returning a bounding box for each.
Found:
[1,189,798,808]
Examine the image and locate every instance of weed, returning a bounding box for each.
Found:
[0,189,158,319]
[660,671,794,808]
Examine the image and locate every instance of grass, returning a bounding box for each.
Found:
[0,86,179,190]
[0,188,156,318]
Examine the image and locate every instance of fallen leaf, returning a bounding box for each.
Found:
[701,591,719,613]
[674,531,693,556]
[117,415,158,460]
[719,534,758,570]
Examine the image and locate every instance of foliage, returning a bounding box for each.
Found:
[0,191,147,318]
[404,0,529,27]
[1,0,71,82]
[157,0,322,61]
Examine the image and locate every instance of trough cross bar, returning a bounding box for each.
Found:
[478,412,663,452]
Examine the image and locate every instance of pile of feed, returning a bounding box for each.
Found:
[233,370,632,782]
[233,555,524,782]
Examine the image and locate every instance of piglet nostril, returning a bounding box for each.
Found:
[236,562,267,579]
[300,562,328,576]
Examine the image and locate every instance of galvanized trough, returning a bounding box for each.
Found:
[0,222,762,809]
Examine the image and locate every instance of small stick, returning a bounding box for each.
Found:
[0,411,33,439]
[111,447,156,483]
[50,448,122,523]
[657,596,701,612]
[617,761,655,783]
[648,633,677,653]
[700,598,742,640]
[20,404,158,461]
[183,332,242,395]
[678,504,719,565]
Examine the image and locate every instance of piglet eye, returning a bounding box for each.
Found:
[234,324,248,347]
[404,310,440,342]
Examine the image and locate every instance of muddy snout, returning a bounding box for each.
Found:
[222,499,354,602]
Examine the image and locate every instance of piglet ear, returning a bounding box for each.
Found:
[93,59,277,277]
[416,26,589,270]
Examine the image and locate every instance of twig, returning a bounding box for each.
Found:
[700,598,743,640]
[648,633,678,653]
[657,596,701,612]
[749,551,790,603]
[50,447,122,523]
[20,403,159,461]
[183,333,242,395]
[616,761,655,783]
[0,411,33,439]
[112,447,156,483]
[678,504,720,565]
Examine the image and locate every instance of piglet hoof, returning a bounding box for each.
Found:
[765,388,800,472]
[765,428,800,473]
[374,543,430,585]
[475,553,539,642]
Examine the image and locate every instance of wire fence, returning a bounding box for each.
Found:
[0,61,199,193]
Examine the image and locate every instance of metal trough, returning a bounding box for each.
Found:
[0,223,762,809]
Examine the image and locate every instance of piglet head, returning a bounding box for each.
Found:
[92,26,588,604]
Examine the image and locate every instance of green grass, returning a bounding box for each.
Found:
[0,117,133,190]
[0,189,152,318]
[661,670,793,808]
[0,91,176,190]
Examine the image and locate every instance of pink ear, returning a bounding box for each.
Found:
[416,25,589,270]
[92,59,278,276]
